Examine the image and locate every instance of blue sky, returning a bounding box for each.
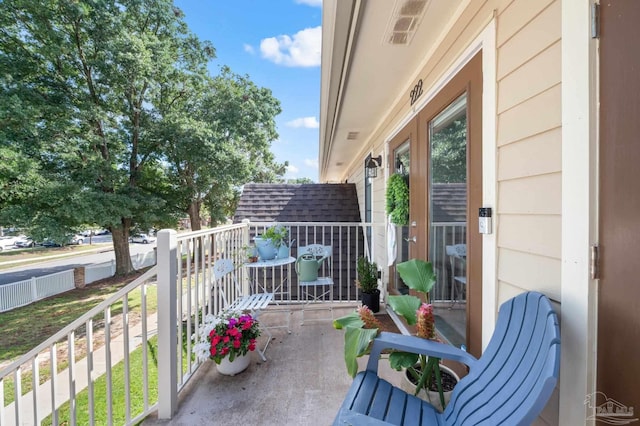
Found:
[173,0,322,182]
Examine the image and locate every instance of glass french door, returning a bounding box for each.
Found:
[427,93,468,348]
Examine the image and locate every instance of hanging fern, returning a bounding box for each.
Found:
[386,173,409,225]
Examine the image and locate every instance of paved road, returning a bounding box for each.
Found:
[0,240,157,285]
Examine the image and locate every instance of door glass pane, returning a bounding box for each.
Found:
[428,94,467,348]
[393,142,410,294]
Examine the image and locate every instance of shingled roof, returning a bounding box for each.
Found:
[432,183,467,223]
[233,183,361,223]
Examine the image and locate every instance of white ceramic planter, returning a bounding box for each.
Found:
[216,353,251,376]
[401,364,460,412]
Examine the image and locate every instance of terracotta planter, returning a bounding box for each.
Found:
[216,353,251,376]
[401,363,460,412]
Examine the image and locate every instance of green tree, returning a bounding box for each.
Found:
[156,67,284,230]
[431,116,467,183]
[0,0,214,274]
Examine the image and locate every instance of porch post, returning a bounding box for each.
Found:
[241,219,251,294]
[157,229,178,419]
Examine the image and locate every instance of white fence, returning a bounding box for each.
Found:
[0,251,156,313]
[0,270,75,312]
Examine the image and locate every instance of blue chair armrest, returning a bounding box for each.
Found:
[365,331,478,373]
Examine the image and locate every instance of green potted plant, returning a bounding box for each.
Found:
[242,244,258,263]
[254,224,289,260]
[356,256,380,312]
[334,258,459,411]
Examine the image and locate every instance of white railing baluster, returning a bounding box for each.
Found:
[141,284,149,411]
[86,318,94,426]
[14,368,21,425]
[68,331,76,426]
[123,296,131,423]
[31,355,38,423]
[105,306,113,425]
[50,343,57,425]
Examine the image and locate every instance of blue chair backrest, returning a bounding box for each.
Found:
[443,291,560,425]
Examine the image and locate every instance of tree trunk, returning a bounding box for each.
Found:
[188,201,201,231]
[111,220,134,275]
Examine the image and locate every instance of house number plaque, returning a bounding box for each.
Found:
[409,79,423,105]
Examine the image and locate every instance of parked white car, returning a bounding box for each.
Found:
[0,236,18,251]
[130,233,155,244]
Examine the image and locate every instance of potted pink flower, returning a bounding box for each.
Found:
[193,311,261,375]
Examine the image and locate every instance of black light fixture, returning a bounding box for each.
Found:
[365,154,382,179]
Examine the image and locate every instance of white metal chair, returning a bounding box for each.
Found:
[445,243,466,308]
[212,259,274,361]
[297,244,334,324]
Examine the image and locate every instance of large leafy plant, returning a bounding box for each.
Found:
[334,259,451,408]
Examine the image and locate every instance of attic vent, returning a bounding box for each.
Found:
[347,132,359,140]
[384,0,429,46]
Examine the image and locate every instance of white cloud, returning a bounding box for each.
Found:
[304,158,319,169]
[295,0,322,6]
[260,26,321,67]
[287,164,300,174]
[286,116,319,129]
[243,44,255,54]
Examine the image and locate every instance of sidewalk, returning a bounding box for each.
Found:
[3,312,158,425]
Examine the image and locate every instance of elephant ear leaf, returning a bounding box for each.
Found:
[344,327,379,377]
[333,312,364,330]
[387,295,421,325]
[396,259,436,295]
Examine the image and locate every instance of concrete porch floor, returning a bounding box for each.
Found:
[142,304,404,426]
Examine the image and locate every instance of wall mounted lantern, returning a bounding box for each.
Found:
[365,154,382,179]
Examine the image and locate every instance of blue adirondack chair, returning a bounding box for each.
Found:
[333,291,560,425]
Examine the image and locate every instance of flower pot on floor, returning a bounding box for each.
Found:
[361,289,380,313]
[401,363,460,412]
[216,353,251,376]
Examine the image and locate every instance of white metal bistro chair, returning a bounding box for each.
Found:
[297,244,334,324]
[212,259,274,361]
[445,243,467,309]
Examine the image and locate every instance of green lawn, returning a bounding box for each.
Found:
[41,336,161,426]
[1,270,157,407]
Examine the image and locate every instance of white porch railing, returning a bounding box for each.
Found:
[0,221,383,424]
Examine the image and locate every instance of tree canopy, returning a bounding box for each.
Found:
[0,0,285,274]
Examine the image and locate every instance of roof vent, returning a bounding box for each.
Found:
[347,131,359,140]
[384,0,429,46]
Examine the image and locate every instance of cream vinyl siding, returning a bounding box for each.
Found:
[496,0,562,312]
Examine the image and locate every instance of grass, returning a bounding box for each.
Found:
[1,271,157,406]
[41,336,161,426]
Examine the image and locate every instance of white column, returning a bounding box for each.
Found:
[156,229,178,419]
[561,1,598,424]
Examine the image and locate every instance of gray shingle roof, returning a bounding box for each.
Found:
[233,183,361,223]
[432,183,467,223]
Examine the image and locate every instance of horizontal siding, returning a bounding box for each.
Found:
[498,128,561,180]
[497,248,561,300]
[497,84,562,146]
[497,0,561,79]
[498,214,561,259]
[497,0,556,47]
[498,40,561,113]
[498,173,561,215]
